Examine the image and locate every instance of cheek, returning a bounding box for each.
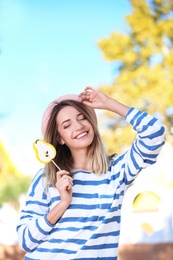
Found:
[59,130,71,143]
[91,132,95,142]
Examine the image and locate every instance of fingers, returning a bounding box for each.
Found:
[79,86,96,102]
[56,170,73,191]
[80,92,91,101]
[59,177,72,191]
[56,170,70,180]
[79,86,94,97]
[84,86,94,92]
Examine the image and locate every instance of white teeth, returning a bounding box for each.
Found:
[76,132,87,139]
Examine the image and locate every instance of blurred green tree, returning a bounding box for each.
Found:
[98,0,173,154]
[0,140,31,210]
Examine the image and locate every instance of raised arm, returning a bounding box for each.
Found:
[80,86,165,185]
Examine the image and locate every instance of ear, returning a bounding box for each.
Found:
[59,138,65,145]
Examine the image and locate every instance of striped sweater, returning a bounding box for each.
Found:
[16,108,165,260]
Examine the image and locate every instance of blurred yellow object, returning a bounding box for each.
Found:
[140,222,154,235]
[133,191,161,212]
[0,139,21,184]
[0,139,32,207]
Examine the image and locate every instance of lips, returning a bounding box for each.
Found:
[75,131,88,139]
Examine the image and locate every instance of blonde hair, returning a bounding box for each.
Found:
[44,100,110,186]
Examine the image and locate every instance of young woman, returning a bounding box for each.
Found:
[17,86,165,260]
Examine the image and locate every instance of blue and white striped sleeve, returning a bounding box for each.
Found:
[16,169,54,252]
[123,107,165,185]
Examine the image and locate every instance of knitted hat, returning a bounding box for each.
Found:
[41,94,97,136]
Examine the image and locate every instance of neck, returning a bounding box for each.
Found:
[71,149,90,171]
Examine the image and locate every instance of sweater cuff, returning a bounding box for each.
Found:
[37,215,54,235]
[125,107,141,125]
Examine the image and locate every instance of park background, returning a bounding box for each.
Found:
[0,0,173,259]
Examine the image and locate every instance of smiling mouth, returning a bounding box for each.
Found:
[75,131,88,139]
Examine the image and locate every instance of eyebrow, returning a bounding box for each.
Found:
[61,112,83,126]
[61,119,70,126]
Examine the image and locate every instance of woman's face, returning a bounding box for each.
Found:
[56,105,94,152]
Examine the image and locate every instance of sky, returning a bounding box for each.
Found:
[0,0,131,172]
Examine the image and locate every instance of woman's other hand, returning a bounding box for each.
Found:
[55,170,73,207]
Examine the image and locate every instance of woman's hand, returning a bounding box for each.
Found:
[55,170,73,207]
[80,86,130,117]
[79,86,109,110]
[46,170,73,225]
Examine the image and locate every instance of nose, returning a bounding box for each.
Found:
[73,120,83,131]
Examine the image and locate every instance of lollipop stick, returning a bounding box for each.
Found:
[52,160,61,171]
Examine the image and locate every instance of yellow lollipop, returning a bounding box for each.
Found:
[33,139,61,170]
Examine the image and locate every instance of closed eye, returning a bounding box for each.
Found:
[63,124,71,129]
[77,114,86,121]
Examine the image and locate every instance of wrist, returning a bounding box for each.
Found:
[59,199,71,209]
[46,200,69,225]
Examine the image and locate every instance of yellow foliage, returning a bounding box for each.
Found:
[98,0,173,150]
[159,19,173,33]
[164,50,173,66]
[0,140,21,184]
[154,0,162,4]
[130,0,150,13]
[0,139,32,206]
[98,32,132,62]
[99,116,136,155]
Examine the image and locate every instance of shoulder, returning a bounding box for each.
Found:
[28,168,47,197]
[32,168,46,181]
[108,153,125,169]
